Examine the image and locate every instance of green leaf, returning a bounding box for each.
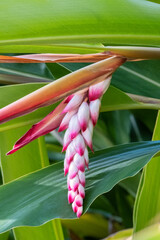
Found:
[133,111,160,233]
[62,213,108,238]
[0,63,53,83]
[0,141,159,233]
[112,60,160,99]
[105,229,132,239]
[134,224,160,240]
[0,0,160,53]
[0,126,64,239]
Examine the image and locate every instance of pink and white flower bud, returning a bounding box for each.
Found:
[68,114,81,140]
[62,94,84,113]
[75,195,83,207]
[77,206,83,218]
[89,99,101,126]
[69,175,79,191]
[59,110,77,132]
[72,201,78,213]
[78,184,85,198]
[64,94,74,104]
[62,128,71,152]
[64,158,69,175]
[61,77,111,218]
[84,148,89,168]
[89,76,111,101]
[65,143,76,164]
[68,190,76,204]
[82,128,93,150]
[78,170,85,187]
[78,102,90,131]
[73,134,85,156]
[68,161,78,179]
[74,153,85,172]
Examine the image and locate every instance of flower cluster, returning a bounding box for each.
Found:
[58,76,111,217]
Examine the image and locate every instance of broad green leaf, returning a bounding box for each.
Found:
[105,229,132,239]
[62,213,108,238]
[0,83,159,133]
[0,0,160,53]
[112,60,160,99]
[133,111,160,233]
[0,63,53,83]
[0,126,64,239]
[0,141,159,233]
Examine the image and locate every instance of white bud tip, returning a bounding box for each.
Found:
[89,99,101,126]
[78,102,90,132]
[75,195,83,207]
[77,206,83,218]
[62,94,84,113]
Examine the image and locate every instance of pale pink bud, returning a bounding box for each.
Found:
[59,110,77,132]
[65,143,76,164]
[84,148,89,168]
[78,170,85,187]
[68,190,77,204]
[73,153,85,172]
[77,206,83,218]
[68,161,78,179]
[62,94,84,113]
[68,114,80,140]
[75,195,83,207]
[78,184,85,198]
[73,134,85,156]
[69,175,79,191]
[77,102,90,131]
[82,128,93,150]
[67,176,71,191]
[62,128,71,151]
[89,99,101,126]
[64,158,69,175]
[72,201,78,213]
[89,76,111,101]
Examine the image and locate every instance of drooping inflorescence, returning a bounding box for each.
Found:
[58,76,111,217]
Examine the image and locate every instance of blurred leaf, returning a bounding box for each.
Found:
[0,126,64,240]
[119,173,141,198]
[134,223,160,240]
[105,228,132,239]
[62,213,108,238]
[0,232,9,240]
[133,111,160,233]
[0,0,160,53]
[101,111,131,145]
[0,141,159,232]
